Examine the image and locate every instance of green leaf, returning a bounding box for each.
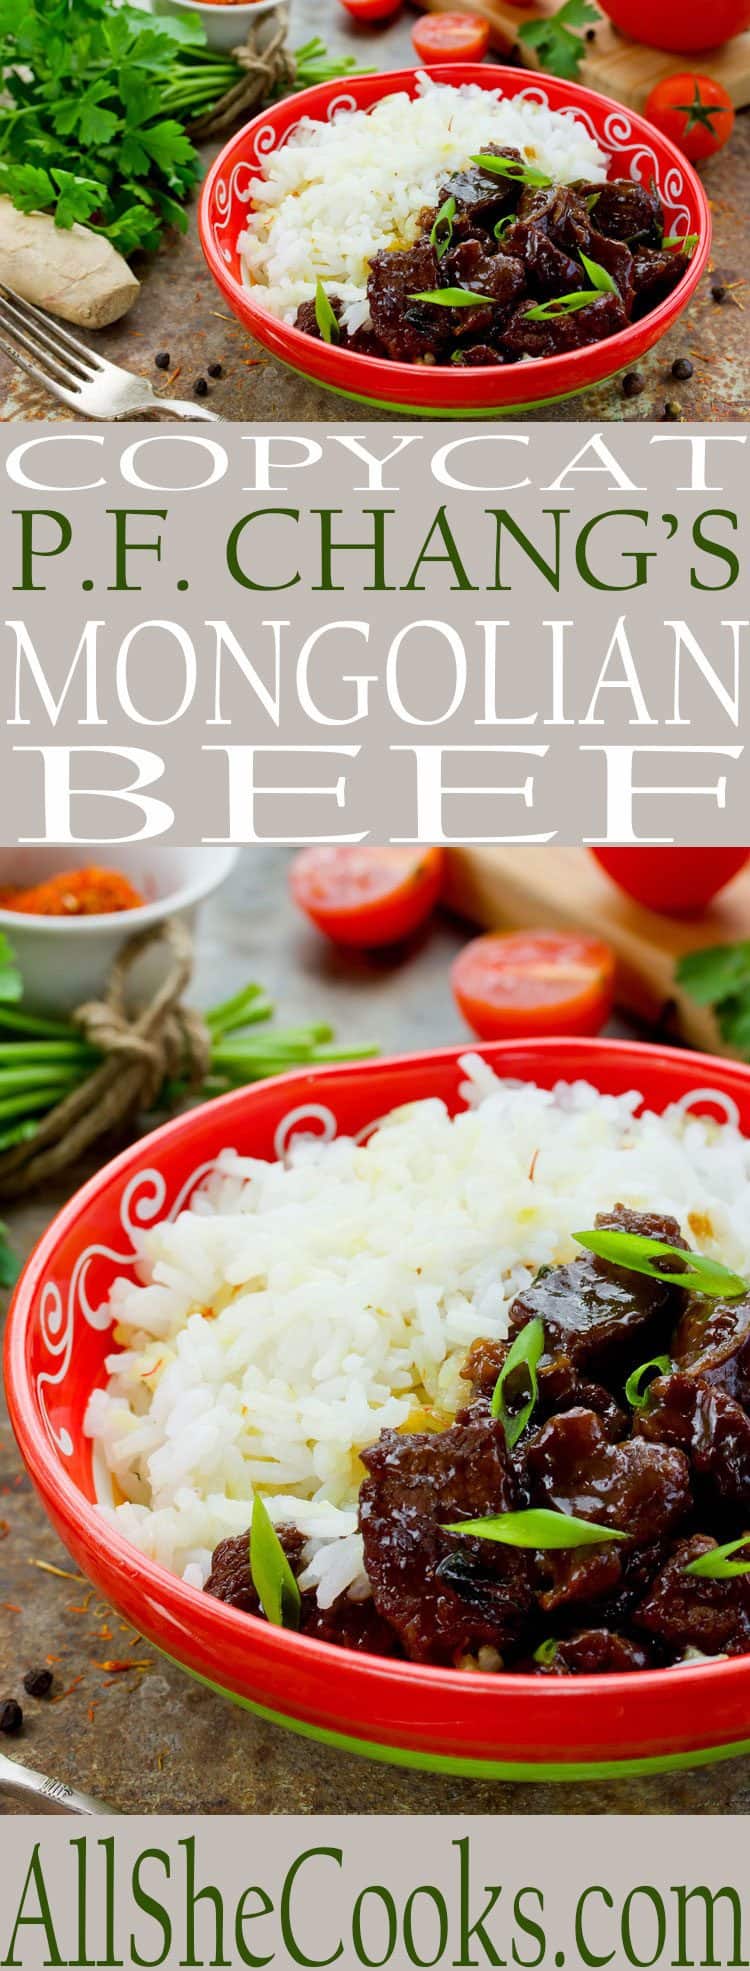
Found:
[0,162,55,213]
[579,250,618,295]
[624,1356,672,1410]
[524,289,603,319]
[430,194,456,261]
[470,152,551,188]
[682,1536,750,1580]
[518,0,598,80]
[409,287,490,307]
[494,214,514,242]
[50,169,103,227]
[491,1316,544,1449]
[136,120,196,182]
[573,1228,747,1300]
[314,279,339,344]
[676,941,750,1007]
[0,1221,19,1289]
[249,1495,301,1628]
[441,1507,627,1549]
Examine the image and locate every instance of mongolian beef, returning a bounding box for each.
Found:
[291,162,691,367]
[205,1204,750,1673]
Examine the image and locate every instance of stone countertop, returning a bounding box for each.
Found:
[0,0,747,423]
[2,845,750,1815]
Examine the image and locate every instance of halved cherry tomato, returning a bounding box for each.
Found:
[591,847,750,917]
[644,74,735,161]
[411,12,491,62]
[290,846,444,947]
[451,929,616,1040]
[339,0,402,21]
[598,0,750,54]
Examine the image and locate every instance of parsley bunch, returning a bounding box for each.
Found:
[0,0,232,252]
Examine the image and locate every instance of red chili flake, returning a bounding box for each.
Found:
[45,1654,62,1664]
[3,1603,21,1614]
[87,1701,99,1724]
[0,1520,9,1539]
[52,1675,84,1703]
[528,1149,539,1182]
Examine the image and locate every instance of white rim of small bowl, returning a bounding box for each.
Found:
[162,0,282,13]
[0,848,240,937]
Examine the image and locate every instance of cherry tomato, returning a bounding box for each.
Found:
[411,12,491,62]
[451,930,616,1041]
[339,0,402,21]
[591,847,750,917]
[644,73,735,160]
[598,0,750,52]
[290,846,444,947]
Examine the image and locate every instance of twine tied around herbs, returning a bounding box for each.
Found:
[187,16,296,140]
[0,919,211,1199]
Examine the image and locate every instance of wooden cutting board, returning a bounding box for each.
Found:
[412,0,750,110]
[442,846,750,1055]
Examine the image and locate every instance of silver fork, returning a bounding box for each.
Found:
[0,282,221,420]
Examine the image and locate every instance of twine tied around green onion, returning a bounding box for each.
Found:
[187,16,296,140]
[0,918,210,1197]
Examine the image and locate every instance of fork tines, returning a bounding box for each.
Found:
[0,284,103,397]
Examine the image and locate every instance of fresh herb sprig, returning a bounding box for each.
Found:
[517,0,600,82]
[574,1228,747,1300]
[676,941,750,1059]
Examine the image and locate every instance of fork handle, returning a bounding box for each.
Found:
[0,1749,115,1814]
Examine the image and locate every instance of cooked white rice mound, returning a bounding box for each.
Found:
[86,1060,750,1608]
[238,73,608,328]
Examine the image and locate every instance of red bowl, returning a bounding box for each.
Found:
[198,66,711,417]
[7,1037,750,1783]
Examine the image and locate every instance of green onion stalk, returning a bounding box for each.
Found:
[159,36,369,123]
[0,960,376,1159]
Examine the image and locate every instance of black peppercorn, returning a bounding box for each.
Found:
[622,371,644,398]
[23,1666,54,1699]
[711,283,727,303]
[207,362,223,379]
[193,377,208,397]
[154,351,170,370]
[671,357,693,380]
[662,400,682,420]
[0,1697,23,1734]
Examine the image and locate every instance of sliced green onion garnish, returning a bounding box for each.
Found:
[624,1356,672,1410]
[533,1637,558,1666]
[314,279,339,344]
[491,1316,544,1449]
[524,289,603,320]
[584,191,601,211]
[682,1536,750,1580]
[493,214,514,242]
[409,287,490,307]
[249,1494,301,1629]
[442,1508,626,1549]
[573,1229,747,1300]
[430,194,456,260]
[579,250,618,295]
[470,153,551,188]
[663,232,699,256]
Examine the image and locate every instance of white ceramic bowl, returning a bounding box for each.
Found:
[155,0,286,55]
[0,847,239,1013]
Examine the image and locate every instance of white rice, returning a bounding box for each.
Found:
[238,73,608,328]
[86,1061,750,1609]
